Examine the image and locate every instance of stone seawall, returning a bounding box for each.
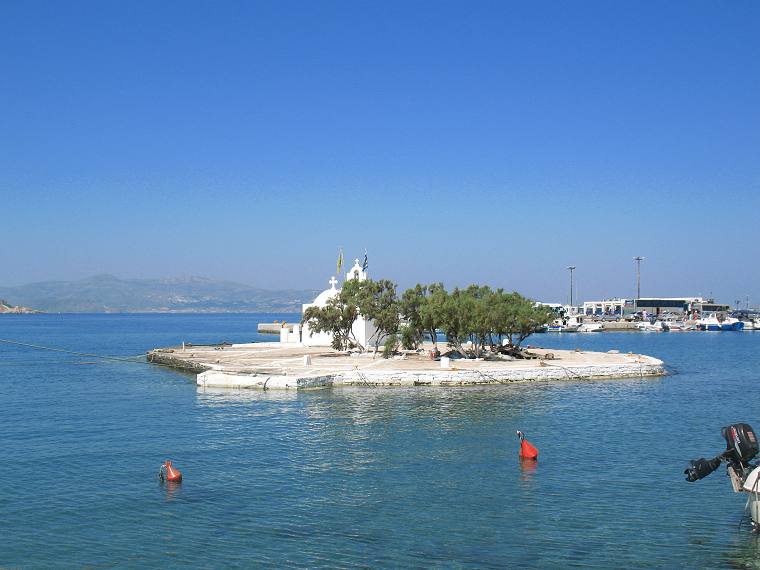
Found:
[147,350,212,374]
[194,360,665,390]
[338,361,664,387]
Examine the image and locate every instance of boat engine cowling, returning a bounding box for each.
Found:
[722,423,759,464]
[684,423,759,482]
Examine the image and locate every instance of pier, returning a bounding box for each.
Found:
[257,322,294,334]
[147,342,665,390]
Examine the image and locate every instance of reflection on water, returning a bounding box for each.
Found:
[196,385,300,404]
[519,457,538,481]
[161,480,182,501]
[724,529,760,569]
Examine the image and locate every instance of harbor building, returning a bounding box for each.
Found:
[634,297,730,316]
[581,297,730,317]
[583,298,633,316]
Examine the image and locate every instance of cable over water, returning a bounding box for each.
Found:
[0,338,147,364]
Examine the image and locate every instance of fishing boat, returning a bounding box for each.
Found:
[578,322,604,333]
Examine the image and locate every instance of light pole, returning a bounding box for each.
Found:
[634,256,644,311]
[567,265,576,308]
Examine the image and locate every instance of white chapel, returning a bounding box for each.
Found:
[280,258,379,349]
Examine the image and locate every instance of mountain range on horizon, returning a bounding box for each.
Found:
[0,274,319,313]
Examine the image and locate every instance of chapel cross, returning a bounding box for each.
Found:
[329,276,338,288]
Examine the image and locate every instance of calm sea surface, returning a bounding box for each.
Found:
[2,314,760,568]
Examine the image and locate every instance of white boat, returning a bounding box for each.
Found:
[696,313,744,331]
[637,321,660,332]
[578,322,604,333]
[546,323,580,332]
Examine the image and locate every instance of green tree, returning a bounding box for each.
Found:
[301,295,359,351]
[499,292,554,348]
[399,284,426,349]
[304,277,551,357]
[341,278,400,353]
[437,287,474,356]
[383,333,400,358]
[420,283,447,348]
[466,284,494,357]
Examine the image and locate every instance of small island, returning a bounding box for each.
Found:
[148,258,666,389]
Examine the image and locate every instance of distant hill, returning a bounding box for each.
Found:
[0,275,318,313]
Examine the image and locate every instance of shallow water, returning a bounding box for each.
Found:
[2,314,760,568]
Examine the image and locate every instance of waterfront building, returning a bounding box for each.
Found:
[635,297,729,316]
[583,298,633,316]
[537,302,581,316]
[581,297,729,317]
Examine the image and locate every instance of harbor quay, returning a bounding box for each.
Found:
[147,342,666,390]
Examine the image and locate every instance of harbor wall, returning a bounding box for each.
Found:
[195,360,665,390]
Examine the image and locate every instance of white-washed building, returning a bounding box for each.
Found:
[583,298,633,316]
[284,259,380,349]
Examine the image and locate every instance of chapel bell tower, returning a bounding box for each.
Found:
[347,258,367,282]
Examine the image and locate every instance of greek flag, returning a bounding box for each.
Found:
[362,250,368,272]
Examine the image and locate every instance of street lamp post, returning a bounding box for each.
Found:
[567,265,576,309]
[634,256,644,311]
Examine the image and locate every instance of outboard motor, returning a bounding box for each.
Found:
[684,456,722,482]
[722,423,759,466]
[686,423,760,531]
[684,423,759,482]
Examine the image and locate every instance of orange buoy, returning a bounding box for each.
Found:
[517,430,538,460]
[159,460,183,483]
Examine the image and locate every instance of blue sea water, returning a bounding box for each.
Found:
[2,314,760,568]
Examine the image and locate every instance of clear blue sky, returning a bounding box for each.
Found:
[2,1,758,305]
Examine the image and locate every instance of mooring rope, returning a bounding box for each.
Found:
[0,338,147,364]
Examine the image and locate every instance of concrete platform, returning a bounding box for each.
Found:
[257,322,294,334]
[147,342,666,390]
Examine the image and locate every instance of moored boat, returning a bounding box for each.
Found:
[696,313,744,331]
[547,323,580,332]
[721,318,744,331]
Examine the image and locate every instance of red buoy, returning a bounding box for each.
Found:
[517,430,538,460]
[159,460,183,482]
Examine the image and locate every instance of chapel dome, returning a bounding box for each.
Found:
[311,278,340,307]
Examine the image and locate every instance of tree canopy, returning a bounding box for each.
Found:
[302,278,553,357]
